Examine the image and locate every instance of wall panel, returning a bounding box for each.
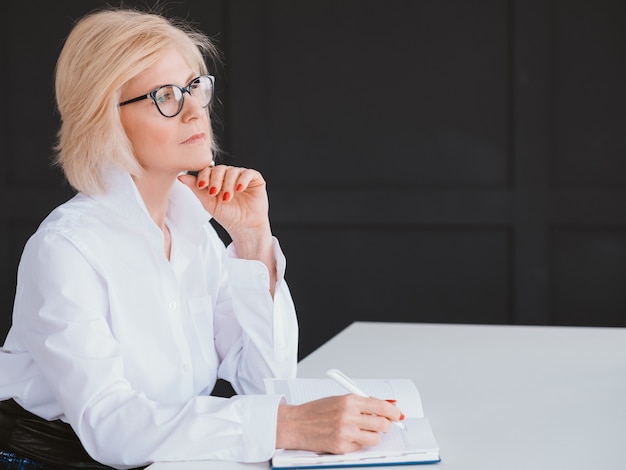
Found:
[552,229,626,326]
[278,227,511,356]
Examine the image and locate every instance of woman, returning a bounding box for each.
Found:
[0,7,402,469]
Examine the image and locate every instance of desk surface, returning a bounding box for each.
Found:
[150,322,626,469]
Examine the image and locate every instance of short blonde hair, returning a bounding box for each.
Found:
[54,8,220,194]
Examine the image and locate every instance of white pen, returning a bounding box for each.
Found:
[326,368,407,430]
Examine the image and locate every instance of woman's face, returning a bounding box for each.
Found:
[119,49,214,176]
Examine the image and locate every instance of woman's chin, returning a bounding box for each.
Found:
[188,157,215,172]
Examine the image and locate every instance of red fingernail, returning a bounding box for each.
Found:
[236,183,243,192]
[400,413,405,421]
[209,187,217,195]
[198,180,206,189]
[385,399,397,404]
[222,192,230,201]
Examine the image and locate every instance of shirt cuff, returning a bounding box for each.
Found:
[224,237,287,290]
[240,393,284,461]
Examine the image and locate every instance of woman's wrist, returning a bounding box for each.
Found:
[229,224,273,260]
[230,225,278,296]
[276,403,299,450]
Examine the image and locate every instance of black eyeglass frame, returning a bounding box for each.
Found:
[118,75,215,118]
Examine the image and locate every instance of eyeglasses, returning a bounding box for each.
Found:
[119,75,215,118]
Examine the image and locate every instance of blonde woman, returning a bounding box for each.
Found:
[0,7,402,470]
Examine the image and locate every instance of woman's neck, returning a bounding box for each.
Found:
[132,173,175,259]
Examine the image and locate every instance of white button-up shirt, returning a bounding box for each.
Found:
[0,168,298,468]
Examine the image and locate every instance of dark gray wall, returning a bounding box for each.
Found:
[2,0,625,360]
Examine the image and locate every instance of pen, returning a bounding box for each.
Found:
[326,368,407,430]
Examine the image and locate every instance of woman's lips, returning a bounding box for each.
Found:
[181,132,206,144]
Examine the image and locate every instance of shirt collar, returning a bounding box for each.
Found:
[92,167,212,243]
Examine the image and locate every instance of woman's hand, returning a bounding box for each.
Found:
[178,164,278,295]
[275,395,404,454]
[178,164,270,237]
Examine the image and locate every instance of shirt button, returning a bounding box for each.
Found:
[169,301,177,310]
[182,363,191,372]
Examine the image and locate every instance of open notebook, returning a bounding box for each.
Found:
[264,377,440,469]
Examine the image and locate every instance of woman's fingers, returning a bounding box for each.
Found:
[361,397,405,424]
[193,165,262,201]
[357,412,393,435]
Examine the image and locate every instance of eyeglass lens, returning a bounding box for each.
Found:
[153,75,213,117]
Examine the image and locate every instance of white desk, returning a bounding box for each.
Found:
[149,322,626,469]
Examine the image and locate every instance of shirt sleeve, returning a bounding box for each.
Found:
[13,230,288,468]
[214,236,299,395]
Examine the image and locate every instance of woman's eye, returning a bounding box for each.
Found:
[155,93,171,104]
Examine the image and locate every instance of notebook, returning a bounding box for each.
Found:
[264,377,440,468]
